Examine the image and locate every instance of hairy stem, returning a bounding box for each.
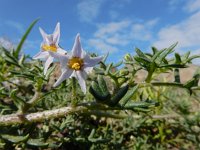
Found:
[0,106,87,126]
[71,77,78,107]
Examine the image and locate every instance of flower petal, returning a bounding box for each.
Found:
[72,33,82,57]
[53,22,60,44]
[49,52,69,72]
[53,69,73,87]
[76,70,87,94]
[57,47,67,55]
[33,51,49,59]
[44,56,54,74]
[84,54,103,68]
[39,27,48,43]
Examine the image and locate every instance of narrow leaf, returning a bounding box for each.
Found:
[14,19,39,58]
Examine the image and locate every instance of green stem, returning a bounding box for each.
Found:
[145,71,154,83]
[71,77,78,107]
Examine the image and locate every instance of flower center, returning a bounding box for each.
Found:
[42,44,57,52]
[68,57,84,70]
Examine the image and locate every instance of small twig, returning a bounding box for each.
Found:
[28,91,41,105]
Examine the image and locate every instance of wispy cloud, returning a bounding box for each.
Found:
[0,37,15,50]
[5,20,24,34]
[184,0,200,13]
[168,0,185,11]
[77,0,105,23]
[88,19,158,54]
[153,11,200,52]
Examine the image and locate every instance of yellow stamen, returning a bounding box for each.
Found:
[68,57,84,70]
[42,44,57,52]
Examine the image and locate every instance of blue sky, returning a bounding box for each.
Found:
[0,0,200,63]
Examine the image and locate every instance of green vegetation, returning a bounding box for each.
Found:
[0,20,200,150]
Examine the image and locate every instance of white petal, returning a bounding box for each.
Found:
[57,47,67,55]
[53,69,73,87]
[33,51,49,59]
[53,22,60,44]
[39,27,48,42]
[49,52,69,72]
[70,70,77,78]
[84,55,103,68]
[44,56,54,75]
[72,33,82,57]
[46,35,54,45]
[76,70,87,94]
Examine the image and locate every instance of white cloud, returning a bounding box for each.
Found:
[89,19,158,53]
[89,39,118,53]
[77,0,104,23]
[95,20,131,38]
[154,11,200,50]
[5,20,24,34]
[168,0,185,12]
[184,0,200,12]
[131,19,159,41]
[0,37,15,50]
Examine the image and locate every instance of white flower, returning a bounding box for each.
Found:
[33,22,66,74]
[53,33,103,94]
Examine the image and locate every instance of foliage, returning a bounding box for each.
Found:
[0,20,200,149]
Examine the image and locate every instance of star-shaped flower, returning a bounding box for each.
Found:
[53,33,103,94]
[33,22,66,74]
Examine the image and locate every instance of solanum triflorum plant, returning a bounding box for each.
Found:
[0,19,200,149]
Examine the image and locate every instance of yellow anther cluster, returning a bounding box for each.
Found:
[68,57,84,70]
[42,44,57,52]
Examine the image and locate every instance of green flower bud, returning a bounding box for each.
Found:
[124,54,132,61]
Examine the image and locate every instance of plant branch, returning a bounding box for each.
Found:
[0,101,197,126]
[0,106,87,126]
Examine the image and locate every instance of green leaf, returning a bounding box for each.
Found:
[105,63,113,75]
[151,48,165,62]
[10,89,26,112]
[124,100,159,109]
[89,81,111,102]
[135,47,150,61]
[159,64,186,68]
[134,56,151,67]
[151,46,158,54]
[102,52,109,63]
[113,60,123,68]
[157,42,178,64]
[183,51,190,60]
[97,75,110,96]
[151,82,183,87]
[45,65,56,80]
[27,138,49,147]
[14,19,39,58]
[88,129,109,143]
[109,85,129,106]
[93,67,105,75]
[1,134,29,143]
[120,84,139,106]
[18,54,26,66]
[187,55,200,63]
[175,53,182,64]
[0,142,5,149]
